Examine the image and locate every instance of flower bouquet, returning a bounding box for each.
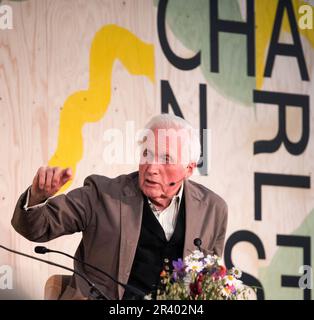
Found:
[156,250,252,300]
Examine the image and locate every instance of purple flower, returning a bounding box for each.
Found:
[172,258,184,272]
[172,258,185,281]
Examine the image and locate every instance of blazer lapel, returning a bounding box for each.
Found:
[183,180,206,258]
[118,174,143,299]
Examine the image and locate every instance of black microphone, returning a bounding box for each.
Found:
[193,238,202,252]
[168,177,185,186]
[34,246,146,299]
[35,246,49,254]
[0,244,109,300]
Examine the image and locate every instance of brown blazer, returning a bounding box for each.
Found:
[12,171,228,300]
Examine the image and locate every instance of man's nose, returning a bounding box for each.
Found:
[146,163,160,174]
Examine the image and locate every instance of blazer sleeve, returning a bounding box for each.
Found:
[11,176,98,242]
[213,202,228,257]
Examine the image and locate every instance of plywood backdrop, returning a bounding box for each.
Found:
[0,0,313,299]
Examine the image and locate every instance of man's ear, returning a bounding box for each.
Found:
[185,162,196,178]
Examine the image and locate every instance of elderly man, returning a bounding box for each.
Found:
[12,114,228,300]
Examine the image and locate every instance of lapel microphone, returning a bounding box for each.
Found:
[168,177,185,186]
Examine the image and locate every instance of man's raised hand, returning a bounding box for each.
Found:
[29,166,72,206]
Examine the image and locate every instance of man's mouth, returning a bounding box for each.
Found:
[145,179,159,186]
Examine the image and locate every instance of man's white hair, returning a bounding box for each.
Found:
[144,114,201,164]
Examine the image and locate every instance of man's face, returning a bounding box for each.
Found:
[138,128,194,200]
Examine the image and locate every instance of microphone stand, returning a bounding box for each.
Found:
[0,244,109,300]
[34,246,146,299]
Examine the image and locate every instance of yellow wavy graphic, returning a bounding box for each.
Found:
[48,25,155,191]
[256,0,314,89]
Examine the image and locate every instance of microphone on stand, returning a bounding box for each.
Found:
[0,244,108,300]
[193,238,202,252]
[34,246,146,299]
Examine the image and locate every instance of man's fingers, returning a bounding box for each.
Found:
[30,166,71,205]
[51,167,62,188]
[32,170,39,189]
[45,167,53,192]
[32,166,72,196]
[38,167,47,190]
[64,168,72,177]
[60,167,73,185]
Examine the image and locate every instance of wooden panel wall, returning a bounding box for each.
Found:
[0,0,313,299]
